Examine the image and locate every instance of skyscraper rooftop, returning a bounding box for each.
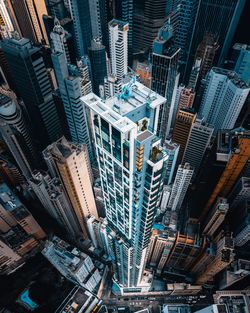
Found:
[83,80,165,128]
[212,67,249,89]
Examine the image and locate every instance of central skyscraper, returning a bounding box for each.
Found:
[82,80,168,292]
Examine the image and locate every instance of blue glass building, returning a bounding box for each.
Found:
[1,38,62,148]
[88,39,107,96]
[183,0,246,83]
[69,0,92,57]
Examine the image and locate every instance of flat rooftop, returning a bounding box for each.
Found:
[212,67,249,89]
[217,128,250,154]
[82,81,166,133]
[109,19,128,30]
[137,130,154,142]
[56,287,100,313]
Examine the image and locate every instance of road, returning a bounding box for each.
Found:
[103,294,214,313]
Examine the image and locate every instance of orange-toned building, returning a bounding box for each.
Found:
[202,128,250,220]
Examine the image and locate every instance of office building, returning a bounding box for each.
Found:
[6,0,49,44]
[55,286,101,313]
[151,22,180,141]
[82,80,167,292]
[182,119,213,177]
[160,186,172,213]
[147,224,176,273]
[193,33,219,84]
[190,241,215,277]
[234,201,250,247]
[0,239,23,275]
[163,305,191,313]
[165,221,202,272]
[0,183,46,240]
[228,177,250,212]
[0,0,15,36]
[109,19,128,79]
[133,0,168,54]
[184,0,246,82]
[69,0,92,57]
[157,230,177,273]
[42,236,102,291]
[195,233,235,285]
[0,158,24,187]
[88,38,107,96]
[173,84,184,112]
[45,0,70,20]
[219,258,250,289]
[202,198,229,237]
[88,0,108,49]
[194,305,227,313]
[202,128,250,219]
[51,50,93,160]
[102,75,122,99]
[147,225,171,267]
[0,94,35,180]
[50,18,72,63]
[0,45,18,92]
[0,224,39,269]
[226,43,250,85]
[213,291,250,313]
[43,137,97,238]
[75,57,92,96]
[188,58,202,91]
[135,61,151,88]
[178,87,195,110]
[86,216,109,253]
[113,0,133,64]
[167,283,202,296]
[24,0,49,44]
[174,0,199,66]
[29,171,83,238]
[86,215,101,249]
[172,109,196,166]
[164,141,179,185]
[1,38,62,148]
[167,163,193,213]
[199,68,250,133]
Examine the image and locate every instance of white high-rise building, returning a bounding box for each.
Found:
[199,68,250,133]
[167,163,193,212]
[160,185,172,213]
[82,80,168,292]
[103,75,122,99]
[109,19,128,79]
